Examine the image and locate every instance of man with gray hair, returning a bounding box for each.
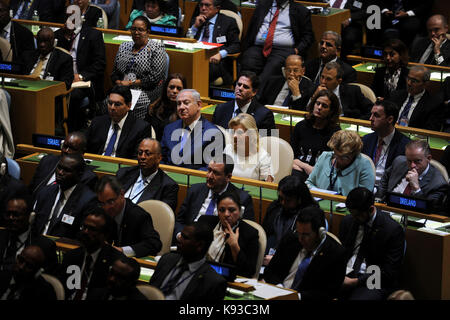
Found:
[305,31,356,85]
[161,89,224,170]
[388,65,444,131]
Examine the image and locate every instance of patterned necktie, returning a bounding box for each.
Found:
[129,178,147,203]
[262,6,280,58]
[201,21,210,42]
[104,123,120,156]
[332,0,343,8]
[31,56,45,78]
[374,139,384,165]
[397,96,414,126]
[403,183,412,195]
[291,252,311,290]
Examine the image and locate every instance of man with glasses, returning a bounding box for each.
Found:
[189,0,240,86]
[388,65,443,131]
[305,31,356,86]
[258,54,314,110]
[86,85,152,158]
[116,138,178,211]
[33,153,97,239]
[29,131,97,197]
[96,175,162,258]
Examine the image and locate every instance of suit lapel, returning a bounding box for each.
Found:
[181,262,209,299]
[409,92,427,126]
[192,185,210,218]
[76,27,88,62]
[140,170,163,202]
[123,167,141,191]
[48,184,82,233]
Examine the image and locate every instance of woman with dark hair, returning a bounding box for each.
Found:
[198,190,259,278]
[111,16,167,119]
[372,38,409,99]
[145,73,186,141]
[291,89,341,182]
[126,0,177,29]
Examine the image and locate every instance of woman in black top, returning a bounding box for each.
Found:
[291,89,341,182]
[145,73,186,141]
[372,38,409,99]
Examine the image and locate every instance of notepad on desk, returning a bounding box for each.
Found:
[71,81,91,89]
[112,35,133,41]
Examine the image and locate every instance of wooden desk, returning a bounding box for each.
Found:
[1,76,67,144]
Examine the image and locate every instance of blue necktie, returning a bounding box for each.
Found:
[205,192,218,216]
[104,123,119,156]
[291,253,311,290]
[397,96,414,126]
[179,127,191,156]
[282,91,292,106]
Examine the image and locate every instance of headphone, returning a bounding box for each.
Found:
[318,226,326,241]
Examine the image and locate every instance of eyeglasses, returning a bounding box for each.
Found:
[285,68,302,74]
[319,40,335,47]
[80,224,102,233]
[138,150,160,157]
[130,27,147,33]
[199,2,213,7]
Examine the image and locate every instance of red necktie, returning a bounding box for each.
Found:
[403,184,412,195]
[374,139,384,164]
[262,7,280,58]
[332,0,343,8]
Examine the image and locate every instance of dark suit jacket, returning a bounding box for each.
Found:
[175,182,255,236]
[258,75,314,111]
[242,0,314,57]
[33,182,97,239]
[149,252,227,301]
[378,155,448,204]
[161,116,224,171]
[112,199,162,258]
[116,166,179,211]
[361,129,411,171]
[305,57,357,84]
[82,5,103,28]
[10,0,66,22]
[263,232,347,300]
[388,90,444,131]
[0,174,27,223]
[0,229,57,274]
[54,26,106,100]
[381,0,432,22]
[410,36,450,67]
[198,215,259,278]
[189,0,238,26]
[28,154,98,196]
[372,66,409,99]
[8,21,35,63]
[86,114,152,159]
[344,0,377,25]
[58,244,125,299]
[212,99,276,132]
[0,271,56,300]
[339,83,373,119]
[86,286,147,300]
[22,48,74,90]
[193,13,240,55]
[339,210,405,289]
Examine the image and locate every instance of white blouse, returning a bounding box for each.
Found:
[224,144,273,181]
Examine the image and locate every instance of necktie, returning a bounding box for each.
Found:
[397,96,414,126]
[201,21,210,42]
[314,63,324,85]
[205,192,218,216]
[129,178,147,203]
[374,139,384,165]
[104,123,120,156]
[352,225,369,274]
[291,253,311,290]
[74,254,93,300]
[31,56,45,78]
[233,107,242,118]
[46,190,65,234]
[1,29,8,39]
[403,183,412,195]
[2,236,19,271]
[424,49,435,65]
[332,0,343,8]
[282,91,292,106]
[262,7,280,58]
[179,127,191,155]
[161,262,189,295]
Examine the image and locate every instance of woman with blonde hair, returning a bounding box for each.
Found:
[224,113,274,182]
[306,130,375,196]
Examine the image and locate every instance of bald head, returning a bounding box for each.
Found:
[36,27,55,57]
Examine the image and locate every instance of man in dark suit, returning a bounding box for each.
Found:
[0,0,35,62]
[58,209,125,300]
[212,71,275,133]
[29,131,97,197]
[10,0,66,22]
[439,76,450,132]
[189,0,240,86]
[87,257,147,300]
[305,31,357,86]
[54,23,106,131]
[33,153,97,239]
[96,176,162,258]
[377,140,448,207]
[149,221,227,300]
[313,61,373,119]
[0,194,57,274]
[0,153,27,222]
[174,156,255,237]
[0,246,56,300]
[339,187,405,300]
[388,66,443,131]
[362,100,410,191]
[240,0,314,84]
[161,89,224,170]
[258,54,314,110]
[116,138,178,211]
[86,85,152,159]
[410,15,450,67]
[22,27,74,90]
[263,206,347,300]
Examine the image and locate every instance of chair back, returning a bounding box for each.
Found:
[220,10,243,40]
[259,136,293,183]
[326,231,342,245]
[242,219,267,279]
[6,157,20,179]
[431,159,449,182]
[348,83,377,103]
[0,37,12,62]
[138,200,175,255]
[136,284,165,300]
[91,4,109,28]
[42,274,65,300]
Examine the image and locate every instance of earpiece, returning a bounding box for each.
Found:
[318,227,326,241]
[0,162,5,176]
[240,206,245,218]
